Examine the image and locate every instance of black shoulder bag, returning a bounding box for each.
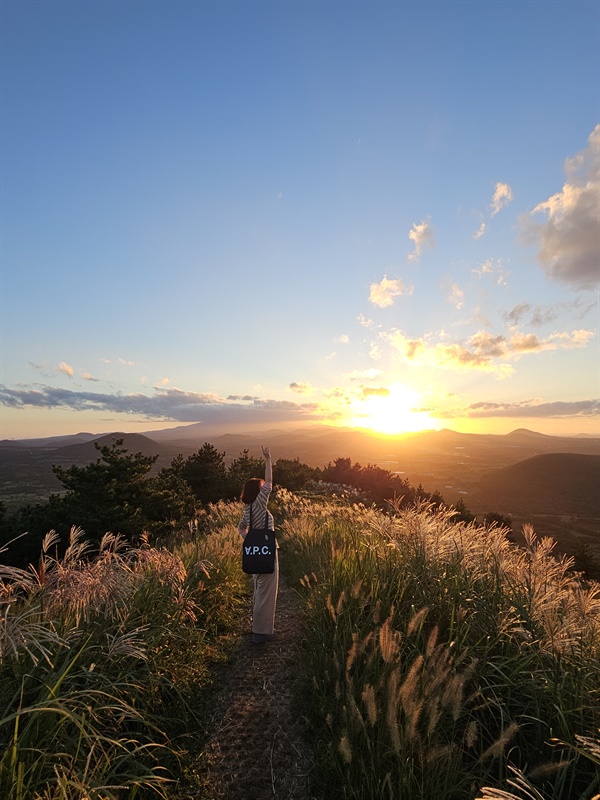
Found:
[242,504,276,574]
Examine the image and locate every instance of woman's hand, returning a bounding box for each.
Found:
[262,445,273,483]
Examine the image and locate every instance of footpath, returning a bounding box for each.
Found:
[198,573,314,800]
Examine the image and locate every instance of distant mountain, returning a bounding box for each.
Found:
[506,428,556,440]
[2,424,599,514]
[476,453,600,516]
[57,433,171,461]
[1,432,98,449]
[143,421,212,445]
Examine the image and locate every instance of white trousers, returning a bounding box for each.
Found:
[252,551,279,635]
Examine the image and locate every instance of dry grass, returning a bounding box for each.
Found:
[0,513,250,800]
[282,495,600,799]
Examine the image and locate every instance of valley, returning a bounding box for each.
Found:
[2,424,599,564]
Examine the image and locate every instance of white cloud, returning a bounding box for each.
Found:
[381,325,595,375]
[335,334,350,344]
[357,313,375,328]
[369,342,383,360]
[118,358,135,366]
[58,361,74,377]
[473,258,494,277]
[447,283,465,309]
[408,219,435,262]
[472,258,510,286]
[474,221,487,239]
[369,275,413,308]
[490,182,514,216]
[520,124,600,289]
[383,331,428,363]
[81,372,99,382]
[547,328,596,348]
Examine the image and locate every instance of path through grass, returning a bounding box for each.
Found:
[191,572,313,800]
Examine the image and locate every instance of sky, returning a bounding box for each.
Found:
[1,0,599,441]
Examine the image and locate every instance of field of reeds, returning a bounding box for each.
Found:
[0,510,250,800]
[279,493,600,800]
[1,490,599,799]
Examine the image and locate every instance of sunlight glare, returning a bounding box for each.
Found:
[348,383,435,435]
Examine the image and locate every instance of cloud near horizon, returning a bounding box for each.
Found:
[0,385,329,426]
[2,382,597,429]
[520,124,600,290]
[438,398,599,420]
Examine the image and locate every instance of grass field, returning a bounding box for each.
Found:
[1,492,599,799]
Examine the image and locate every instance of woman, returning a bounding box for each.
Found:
[238,445,278,644]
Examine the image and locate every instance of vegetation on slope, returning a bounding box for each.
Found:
[279,494,600,800]
[477,453,600,516]
[0,516,249,800]
[1,444,599,799]
[0,441,446,568]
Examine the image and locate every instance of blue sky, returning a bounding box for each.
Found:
[1,0,599,439]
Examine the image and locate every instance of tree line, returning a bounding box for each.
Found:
[0,440,472,567]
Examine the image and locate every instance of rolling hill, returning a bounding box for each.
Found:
[476,453,600,516]
[1,425,598,519]
[56,432,173,461]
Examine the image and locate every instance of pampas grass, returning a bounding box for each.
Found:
[281,494,600,799]
[0,509,250,800]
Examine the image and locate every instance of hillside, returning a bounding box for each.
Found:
[0,433,180,510]
[476,453,600,516]
[1,425,598,517]
[56,432,172,460]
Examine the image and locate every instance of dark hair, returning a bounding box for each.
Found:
[241,478,264,504]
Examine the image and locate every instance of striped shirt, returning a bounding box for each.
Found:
[238,481,274,533]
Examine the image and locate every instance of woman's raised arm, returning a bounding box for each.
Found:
[262,445,272,484]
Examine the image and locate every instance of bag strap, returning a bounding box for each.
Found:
[248,501,269,530]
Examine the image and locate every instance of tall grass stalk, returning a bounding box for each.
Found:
[0,509,250,800]
[281,496,600,799]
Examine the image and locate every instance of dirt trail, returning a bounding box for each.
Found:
[199,574,314,800]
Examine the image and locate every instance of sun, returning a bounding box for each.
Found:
[347,383,435,435]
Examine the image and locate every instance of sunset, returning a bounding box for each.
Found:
[1,1,598,442]
[0,4,599,796]
[345,382,435,435]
